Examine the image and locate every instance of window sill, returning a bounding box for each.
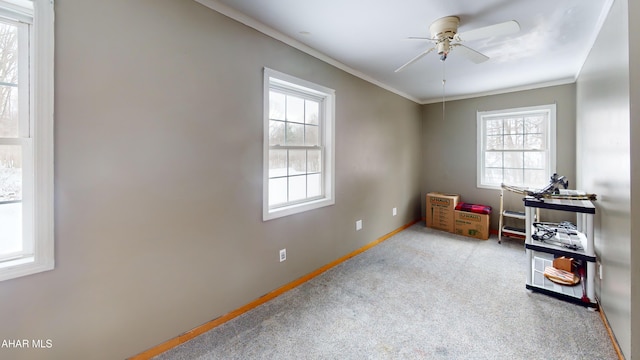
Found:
[263,197,334,221]
[0,256,54,282]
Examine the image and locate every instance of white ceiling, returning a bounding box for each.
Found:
[197,0,613,104]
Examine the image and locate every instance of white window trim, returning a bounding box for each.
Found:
[476,104,556,190]
[0,0,54,281]
[263,68,335,221]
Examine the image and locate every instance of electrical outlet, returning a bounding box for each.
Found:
[356,220,363,231]
[279,249,286,262]
[392,207,397,216]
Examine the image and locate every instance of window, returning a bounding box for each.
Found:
[263,68,335,221]
[477,104,556,190]
[0,0,54,281]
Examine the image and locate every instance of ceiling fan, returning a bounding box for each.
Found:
[395,16,520,72]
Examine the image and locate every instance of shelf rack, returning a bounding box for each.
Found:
[524,196,597,308]
[499,187,538,243]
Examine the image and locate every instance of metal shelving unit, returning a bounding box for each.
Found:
[524,196,597,308]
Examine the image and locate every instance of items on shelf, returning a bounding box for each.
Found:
[501,173,597,201]
[552,256,574,272]
[499,173,597,244]
[544,256,580,286]
[532,222,583,250]
[543,266,580,285]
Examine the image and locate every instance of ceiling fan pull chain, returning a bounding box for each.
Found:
[442,60,446,121]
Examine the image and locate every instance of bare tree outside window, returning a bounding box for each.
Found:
[478,105,556,189]
[268,90,323,207]
[0,21,21,202]
[0,20,22,256]
[0,0,55,281]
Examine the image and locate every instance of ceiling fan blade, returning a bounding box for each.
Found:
[394,47,435,72]
[455,20,520,42]
[451,44,489,64]
[406,36,435,41]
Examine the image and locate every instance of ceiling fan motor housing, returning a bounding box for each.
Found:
[429,16,460,40]
[430,16,459,55]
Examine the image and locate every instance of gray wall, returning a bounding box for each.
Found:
[0,1,422,359]
[0,1,635,359]
[576,0,635,357]
[630,1,640,358]
[421,84,577,230]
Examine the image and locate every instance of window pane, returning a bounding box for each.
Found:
[0,202,21,256]
[485,119,502,135]
[268,177,287,206]
[0,23,18,84]
[524,133,545,150]
[269,120,285,146]
[504,169,523,185]
[288,149,306,175]
[286,122,304,146]
[485,152,502,167]
[485,135,503,150]
[288,175,306,201]
[305,100,319,125]
[524,169,546,188]
[305,125,319,146]
[483,168,503,185]
[269,91,285,120]
[286,95,304,123]
[307,173,321,197]
[504,152,523,168]
[524,116,545,133]
[504,117,523,134]
[307,149,321,173]
[503,134,523,149]
[0,85,18,138]
[524,151,544,169]
[268,150,287,178]
[0,145,21,201]
[0,145,22,256]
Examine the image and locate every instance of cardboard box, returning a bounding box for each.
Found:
[426,192,460,233]
[454,210,490,240]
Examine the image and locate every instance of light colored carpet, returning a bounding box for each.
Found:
[154,223,617,360]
